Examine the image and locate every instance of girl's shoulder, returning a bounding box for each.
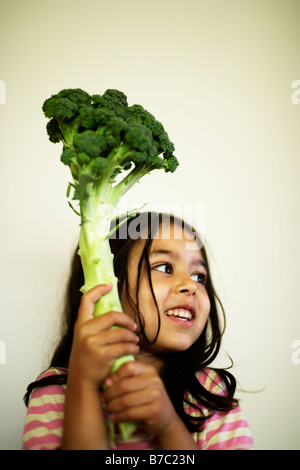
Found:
[195,367,228,396]
[25,367,68,405]
[184,367,230,413]
[37,366,68,381]
[22,367,67,450]
[190,368,255,450]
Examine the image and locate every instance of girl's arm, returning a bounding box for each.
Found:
[154,413,199,450]
[61,285,139,450]
[103,361,199,450]
[61,377,108,450]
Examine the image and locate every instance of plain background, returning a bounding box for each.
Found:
[0,0,299,450]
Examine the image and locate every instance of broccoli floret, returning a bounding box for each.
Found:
[43,87,178,207]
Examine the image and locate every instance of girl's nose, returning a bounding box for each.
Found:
[176,274,197,295]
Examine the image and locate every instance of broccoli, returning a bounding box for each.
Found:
[42,88,178,440]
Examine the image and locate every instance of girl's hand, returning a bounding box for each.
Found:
[67,284,139,391]
[102,361,178,438]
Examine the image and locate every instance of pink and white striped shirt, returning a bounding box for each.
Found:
[22,367,254,450]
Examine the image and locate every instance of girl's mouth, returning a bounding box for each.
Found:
[165,308,194,326]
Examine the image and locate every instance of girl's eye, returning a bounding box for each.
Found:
[191,273,207,284]
[153,263,172,274]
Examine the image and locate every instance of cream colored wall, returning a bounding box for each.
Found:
[0,0,299,449]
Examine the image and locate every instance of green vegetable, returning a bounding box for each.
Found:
[42,88,178,441]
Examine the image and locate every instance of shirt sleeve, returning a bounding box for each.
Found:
[22,369,66,450]
[195,405,254,450]
[187,369,254,450]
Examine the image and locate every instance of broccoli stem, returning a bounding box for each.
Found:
[79,221,122,313]
[78,187,136,440]
[78,186,134,366]
[78,185,121,312]
[58,118,79,147]
[105,163,149,208]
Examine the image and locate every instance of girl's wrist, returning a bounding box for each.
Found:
[66,370,104,396]
[156,415,198,450]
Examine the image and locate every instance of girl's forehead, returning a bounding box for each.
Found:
[151,222,203,255]
[128,220,203,260]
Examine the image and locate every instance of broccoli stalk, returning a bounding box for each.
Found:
[42,88,179,439]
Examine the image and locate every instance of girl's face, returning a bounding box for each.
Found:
[120,222,211,355]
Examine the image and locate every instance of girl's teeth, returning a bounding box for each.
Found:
[166,309,192,320]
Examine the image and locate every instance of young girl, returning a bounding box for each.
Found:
[22,212,254,450]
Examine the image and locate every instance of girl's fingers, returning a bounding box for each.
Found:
[87,324,139,350]
[103,326,139,344]
[103,363,157,403]
[110,403,154,424]
[105,361,148,387]
[103,369,168,428]
[68,284,140,389]
[77,284,113,322]
[87,310,137,334]
[100,343,140,365]
[76,284,137,332]
[105,385,152,412]
[102,364,175,434]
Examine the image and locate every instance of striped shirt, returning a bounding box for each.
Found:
[22,367,254,450]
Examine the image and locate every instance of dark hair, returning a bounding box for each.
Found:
[24,212,238,432]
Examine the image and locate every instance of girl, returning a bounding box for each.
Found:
[22,212,254,450]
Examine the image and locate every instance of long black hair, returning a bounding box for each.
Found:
[24,212,238,432]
